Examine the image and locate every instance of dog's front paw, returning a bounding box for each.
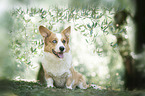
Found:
[66,85,73,89]
[47,84,54,88]
[46,78,54,88]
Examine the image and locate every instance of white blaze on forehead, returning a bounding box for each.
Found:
[56,33,62,41]
[55,33,65,52]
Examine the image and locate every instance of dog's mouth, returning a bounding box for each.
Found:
[52,49,64,59]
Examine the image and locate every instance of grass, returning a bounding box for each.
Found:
[0,80,145,96]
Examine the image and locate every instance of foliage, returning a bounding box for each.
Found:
[0,6,129,89]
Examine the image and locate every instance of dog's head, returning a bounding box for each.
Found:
[39,26,71,59]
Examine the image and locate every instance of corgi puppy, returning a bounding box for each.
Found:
[39,26,88,89]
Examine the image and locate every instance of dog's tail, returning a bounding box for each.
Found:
[37,62,46,84]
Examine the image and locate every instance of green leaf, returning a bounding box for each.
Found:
[87,24,91,29]
[103,26,109,31]
[31,47,33,52]
[74,28,78,31]
[94,22,97,27]
[71,9,75,13]
[92,22,94,27]
[81,30,85,32]
[90,30,93,35]
[107,16,112,19]
[27,61,31,65]
[86,39,88,43]
[111,43,118,48]
[33,48,36,52]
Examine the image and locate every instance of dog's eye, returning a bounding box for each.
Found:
[52,40,57,43]
[62,40,66,43]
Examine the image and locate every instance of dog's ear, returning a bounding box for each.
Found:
[39,26,52,38]
[61,26,71,38]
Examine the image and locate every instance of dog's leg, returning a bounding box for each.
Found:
[77,76,88,89]
[46,77,54,88]
[66,76,74,89]
[78,81,88,89]
[44,70,54,88]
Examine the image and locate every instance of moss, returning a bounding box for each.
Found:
[0,80,145,96]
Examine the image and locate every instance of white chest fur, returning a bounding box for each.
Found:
[42,51,72,77]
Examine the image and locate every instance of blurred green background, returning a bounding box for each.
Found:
[0,0,142,90]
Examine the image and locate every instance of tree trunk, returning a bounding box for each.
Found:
[132,0,145,90]
[116,34,135,90]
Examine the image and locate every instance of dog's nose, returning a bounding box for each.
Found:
[59,46,65,52]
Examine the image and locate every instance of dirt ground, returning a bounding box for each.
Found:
[0,80,145,96]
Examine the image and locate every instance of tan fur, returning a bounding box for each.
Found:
[61,26,71,44]
[44,33,58,53]
[39,26,58,53]
[66,67,88,89]
[39,25,88,89]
